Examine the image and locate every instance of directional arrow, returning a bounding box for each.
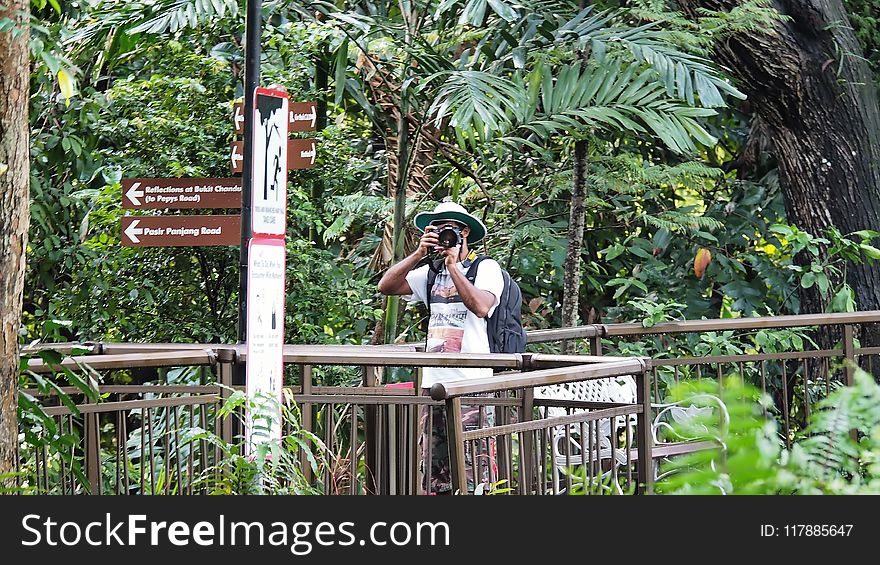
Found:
[124,219,142,244]
[125,182,143,206]
[233,102,245,134]
[289,102,318,132]
[306,141,316,164]
[230,141,244,173]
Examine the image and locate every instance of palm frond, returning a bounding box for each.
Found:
[422,69,528,149]
[504,61,717,154]
[436,0,522,26]
[128,0,239,35]
[619,35,745,107]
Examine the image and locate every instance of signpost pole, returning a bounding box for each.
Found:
[239,0,262,345]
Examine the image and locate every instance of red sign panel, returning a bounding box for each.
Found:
[122,178,242,209]
[120,215,241,247]
[251,87,289,238]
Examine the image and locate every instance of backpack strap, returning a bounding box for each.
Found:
[425,257,444,310]
[464,255,487,284]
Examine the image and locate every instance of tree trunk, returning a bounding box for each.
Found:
[0,0,30,482]
[680,0,880,345]
[561,139,588,354]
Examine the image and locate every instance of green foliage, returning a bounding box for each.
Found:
[844,0,880,78]
[657,367,880,494]
[193,390,325,495]
[13,348,100,494]
[25,20,382,346]
[127,0,240,35]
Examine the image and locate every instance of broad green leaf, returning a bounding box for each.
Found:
[816,273,830,295]
[859,244,880,260]
[486,0,518,22]
[800,272,815,289]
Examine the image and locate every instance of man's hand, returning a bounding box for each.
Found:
[417,225,441,258]
[441,244,461,268]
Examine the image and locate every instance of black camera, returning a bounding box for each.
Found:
[435,225,463,249]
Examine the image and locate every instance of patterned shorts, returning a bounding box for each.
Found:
[419,392,497,495]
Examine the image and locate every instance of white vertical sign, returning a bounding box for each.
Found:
[251,87,289,237]
[246,237,286,451]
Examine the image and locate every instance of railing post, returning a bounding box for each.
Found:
[217,348,235,445]
[363,365,380,495]
[85,412,100,494]
[843,325,858,444]
[445,397,467,495]
[843,324,855,387]
[635,358,653,494]
[590,325,605,356]
[520,387,535,494]
[301,365,313,484]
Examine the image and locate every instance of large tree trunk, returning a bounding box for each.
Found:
[0,0,30,483]
[680,0,880,343]
[561,139,588,354]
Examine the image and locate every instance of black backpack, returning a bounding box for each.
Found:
[425,256,527,354]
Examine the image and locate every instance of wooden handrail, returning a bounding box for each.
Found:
[430,357,649,400]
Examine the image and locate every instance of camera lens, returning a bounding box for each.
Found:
[436,226,460,248]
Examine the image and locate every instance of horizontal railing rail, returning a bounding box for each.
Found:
[429,358,649,400]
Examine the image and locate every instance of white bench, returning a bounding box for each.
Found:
[535,378,727,493]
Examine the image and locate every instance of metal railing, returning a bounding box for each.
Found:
[527,311,880,445]
[20,348,231,495]
[18,344,651,495]
[430,356,652,495]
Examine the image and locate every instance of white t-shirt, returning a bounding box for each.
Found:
[405,258,504,388]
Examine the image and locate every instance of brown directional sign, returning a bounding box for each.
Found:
[121,215,241,247]
[288,138,318,169]
[233,102,245,135]
[234,101,316,134]
[231,141,244,173]
[288,102,317,132]
[122,178,242,210]
[230,139,317,173]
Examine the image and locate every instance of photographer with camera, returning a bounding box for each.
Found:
[377,201,504,494]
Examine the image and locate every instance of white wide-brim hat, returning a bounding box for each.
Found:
[413,202,487,244]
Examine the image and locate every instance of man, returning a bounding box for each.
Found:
[377,201,504,494]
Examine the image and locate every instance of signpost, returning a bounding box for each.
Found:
[120,215,241,247]
[243,85,289,450]
[115,2,321,452]
[114,0,322,454]
[122,178,242,209]
[245,237,286,447]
